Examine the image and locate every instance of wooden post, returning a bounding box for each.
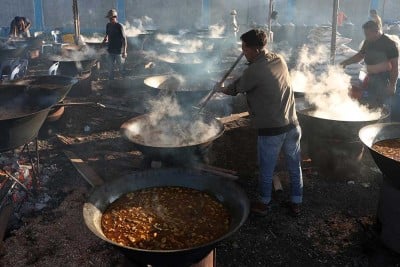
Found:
[192,250,216,267]
[381,0,386,20]
[330,0,339,65]
[267,0,274,43]
[72,0,80,45]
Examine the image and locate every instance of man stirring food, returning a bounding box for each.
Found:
[220,29,303,216]
[102,9,128,80]
[341,20,399,108]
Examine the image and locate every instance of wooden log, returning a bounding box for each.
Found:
[194,165,238,180]
[192,250,216,267]
[196,163,238,176]
[273,175,283,191]
[63,150,104,187]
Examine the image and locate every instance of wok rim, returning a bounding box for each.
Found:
[83,168,249,254]
[120,113,225,148]
[359,122,400,150]
[143,74,212,93]
[0,85,66,122]
[358,122,400,177]
[46,54,98,62]
[295,97,389,123]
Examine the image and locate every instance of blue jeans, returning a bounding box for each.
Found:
[108,53,125,80]
[258,126,303,204]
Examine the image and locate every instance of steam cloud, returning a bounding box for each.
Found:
[291,43,383,121]
[81,33,103,43]
[126,96,220,147]
[208,24,226,38]
[124,16,157,37]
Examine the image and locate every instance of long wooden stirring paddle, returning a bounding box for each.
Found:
[173,52,244,142]
[197,52,244,113]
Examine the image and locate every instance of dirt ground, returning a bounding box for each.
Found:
[1,52,400,267]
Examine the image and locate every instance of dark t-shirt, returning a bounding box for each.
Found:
[360,34,399,65]
[106,22,126,54]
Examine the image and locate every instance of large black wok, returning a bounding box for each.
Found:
[84,41,104,51]
[127,32,155,51]
[155,52,207,75]
[2,75,78,102]
[120,112,224,165]
[167,44,211,59]
[359,123,400,188]
[296,97,389,140]
[0,46,26,62]
[83,168,249,266]
[47,53,98,77]
[296,97,389,178]
[8,37,43,49]
[143,74,213,104]
[0,83,67,152]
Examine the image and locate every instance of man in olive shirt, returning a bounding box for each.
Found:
[220,29,303,216]
[103,9,128,80]
[341,20,398,107]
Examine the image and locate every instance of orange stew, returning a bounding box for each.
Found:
[372,138,400,162]
[101,186,230,250]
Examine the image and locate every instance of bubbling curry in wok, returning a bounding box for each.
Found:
[372,138,400,162]
[101,186,231,250]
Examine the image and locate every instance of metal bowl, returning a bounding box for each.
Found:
[83,168,249,266]
[296,97,390,140]
[359,122,400,188]
[143,74,212,103]
[0,84,67,152]
[120,112,224,164]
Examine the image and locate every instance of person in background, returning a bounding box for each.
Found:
[340,20,398,108]
[337,9,348,27]
[370,9,382,31]
[271,11,279,26]
[220,29,303,217]
[230,9,239,39]
[9,16,31,38]
[102,9,127,80]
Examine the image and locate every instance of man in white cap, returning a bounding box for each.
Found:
[103,9,127,80]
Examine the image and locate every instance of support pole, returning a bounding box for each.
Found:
[267,0,273,43]
[116,0,126,24]
[370,0,380,10]
[287,0,295,23]
[381,0,386,20]
[201,0,210,29]
[330,0,339,65]
[72,0,80,45]
[33,0,44,32]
